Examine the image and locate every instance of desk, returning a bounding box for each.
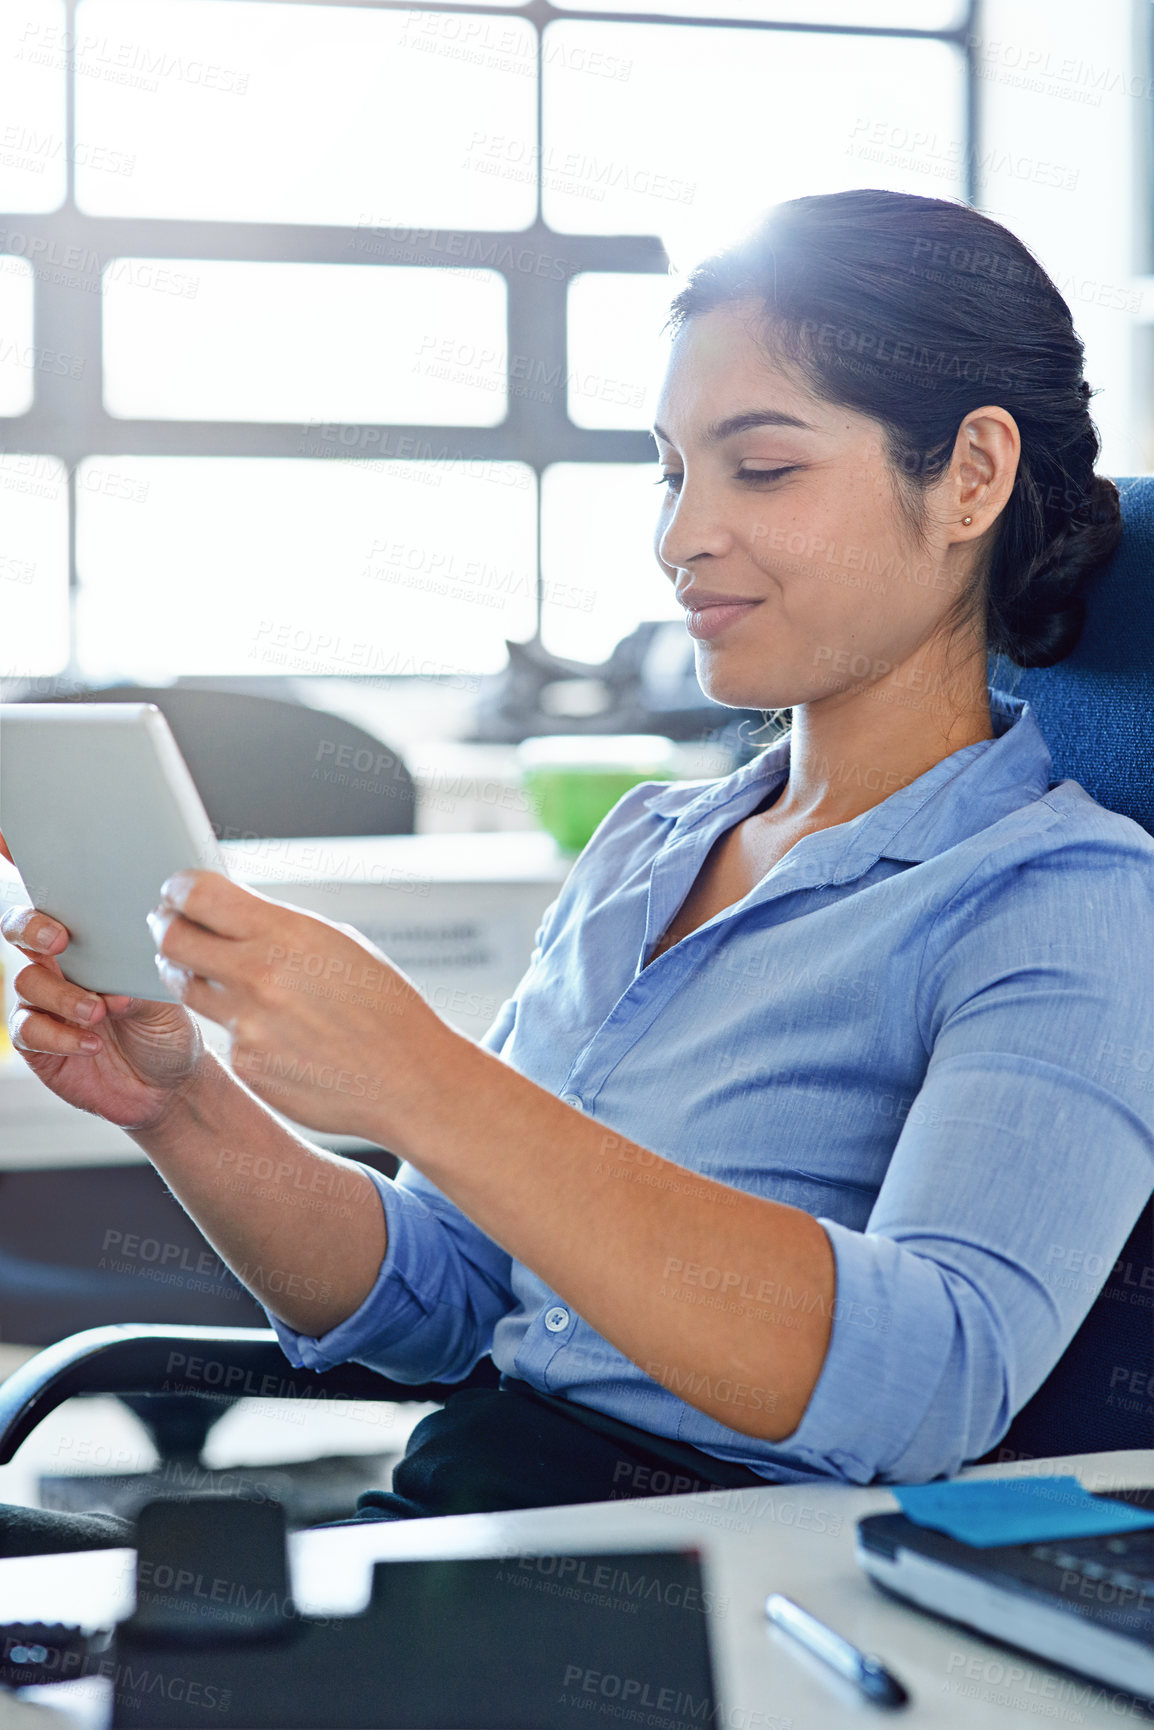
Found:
[2,1450,1151,1728]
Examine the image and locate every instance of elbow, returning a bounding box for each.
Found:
[871,1299,1018,1483]
[767,1251,1018,1484]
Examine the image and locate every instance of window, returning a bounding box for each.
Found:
[541,463,681,663]
[102,261,509,425]
[0,0,68,213]
[74,455,536,679]
[542,22,963,250]
[0,453,69,677]
[0,0,974,685]
[73,2,538,228]
[565,273,671,431]
[0,257,35,416]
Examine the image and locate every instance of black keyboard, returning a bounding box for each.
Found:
[1030,1530,1154,1595]
[857,1487,1154,1704]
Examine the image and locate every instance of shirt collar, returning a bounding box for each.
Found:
[642,686,1054,879]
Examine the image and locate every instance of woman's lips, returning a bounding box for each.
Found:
[682,598,764,641]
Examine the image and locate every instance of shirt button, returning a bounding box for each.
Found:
[561,1094,585,1111]
[544,1306,570,1333]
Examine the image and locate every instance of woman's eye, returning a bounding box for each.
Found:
[654,465,794,493]
[737,465,795,484]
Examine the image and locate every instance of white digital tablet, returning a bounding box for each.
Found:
[0,703,227,1002]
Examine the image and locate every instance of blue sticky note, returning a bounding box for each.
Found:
[891,1476,1154,1548]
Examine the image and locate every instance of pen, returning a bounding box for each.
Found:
[764,1593,910,1710]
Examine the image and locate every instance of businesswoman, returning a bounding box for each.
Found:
[5,189,1154,1550]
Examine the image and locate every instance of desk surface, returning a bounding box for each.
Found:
[2,1449,1151,1729]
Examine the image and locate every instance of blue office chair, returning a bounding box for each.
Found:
[973,474,1154,1462]
[0,481,1151,1477]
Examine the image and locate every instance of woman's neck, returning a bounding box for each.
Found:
[763,666,995,830]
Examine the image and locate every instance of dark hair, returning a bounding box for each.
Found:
[667,189,1121,669]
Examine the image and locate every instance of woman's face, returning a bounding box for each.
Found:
[652,301,978,713]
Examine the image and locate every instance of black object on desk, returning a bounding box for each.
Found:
[105,1496,719,1730]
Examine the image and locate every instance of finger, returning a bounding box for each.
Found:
[159,870,272,941]
[0,828,14,866]
[11,1007,103,1056]
[153,957,238,1025]
[0,905,69,957]
[148,908,253,988]
[13,962,107,1028]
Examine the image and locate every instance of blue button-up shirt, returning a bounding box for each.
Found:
[269,687,1154,1484]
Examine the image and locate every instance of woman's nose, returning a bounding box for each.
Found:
[657,481,733,574]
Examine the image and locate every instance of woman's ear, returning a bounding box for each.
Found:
[947,407,1020,540]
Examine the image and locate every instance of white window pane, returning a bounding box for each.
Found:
[74,1,537,229]
[551,0,962,21]
[543,24,964,257]
[0,0,67,213]
[76,459,536,680]
[0,455,69,676]
[103,263,509,426]
[567,273,673,431]
[541,464,680,664]
[0,257,35,416]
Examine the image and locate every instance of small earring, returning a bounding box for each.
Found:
[962,515,973,526]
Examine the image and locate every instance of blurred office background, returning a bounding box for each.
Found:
[0,0,1149,1513]
[0,0,1147,730]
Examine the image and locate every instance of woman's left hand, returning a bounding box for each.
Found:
[147,869,448,1137]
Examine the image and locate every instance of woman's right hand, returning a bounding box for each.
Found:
[1,899,207,1132]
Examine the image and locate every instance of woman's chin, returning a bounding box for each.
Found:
[695,661,794,715]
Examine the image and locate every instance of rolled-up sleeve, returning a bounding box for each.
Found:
[265,899,561,1381]
[774,826,1154,1483]
[265,1158,518,1382]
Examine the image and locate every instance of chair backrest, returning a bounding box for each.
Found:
[977,477,1154,1463]
[50,686,415,839]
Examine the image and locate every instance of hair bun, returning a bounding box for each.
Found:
[993,474,1122,668]
[1079,471,1123,529]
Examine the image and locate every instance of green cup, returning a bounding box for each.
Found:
[517,735,680,853]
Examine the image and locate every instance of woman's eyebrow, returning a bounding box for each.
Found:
[652,410,817,445]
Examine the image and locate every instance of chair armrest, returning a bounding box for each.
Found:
[0,1324,498,1463]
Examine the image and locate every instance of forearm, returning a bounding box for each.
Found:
[141,870,834,1432]
[384,1038,835,1442]
[131,1050,387,1335]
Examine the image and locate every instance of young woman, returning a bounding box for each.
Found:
[4,189,1153,1549]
